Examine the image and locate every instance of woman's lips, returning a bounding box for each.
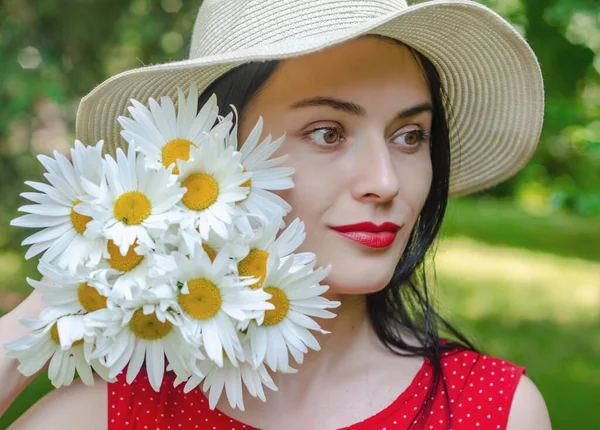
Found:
[334,230,397,248]
[330,222,401,249]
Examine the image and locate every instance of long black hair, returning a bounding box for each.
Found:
[197,35,478,428]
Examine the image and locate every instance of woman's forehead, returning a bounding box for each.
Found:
[253,36,430,107]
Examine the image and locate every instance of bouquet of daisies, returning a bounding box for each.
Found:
[4,85,339,411]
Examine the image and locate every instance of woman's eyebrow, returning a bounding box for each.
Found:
[288,96,433,119]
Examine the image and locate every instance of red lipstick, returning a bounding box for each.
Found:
[330,222,401,249]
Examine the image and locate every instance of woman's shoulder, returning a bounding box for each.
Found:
[8,377,108,430]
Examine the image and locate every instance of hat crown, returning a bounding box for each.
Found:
[189,0,408,58]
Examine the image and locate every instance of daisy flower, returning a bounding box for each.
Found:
[29,260,111,319]
[172,245,273,367]
[227,107,294,223]
[91,240,178,301]
[177,341,281,411]
[118,86,234,175]
[248,254,339,372]
[4,314,110,388]
[77,144,185,256]
[86,306,199,392]
[177,138,250,241]
[11,140,106,273]
[237,217,311,289]
[175,223,249,264]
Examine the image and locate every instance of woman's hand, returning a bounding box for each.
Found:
[0,287,47,416]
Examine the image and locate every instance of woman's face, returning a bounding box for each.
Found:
[238,36,433,295]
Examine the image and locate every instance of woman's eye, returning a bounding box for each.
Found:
[305,127,343,146]
[393,129,428,148]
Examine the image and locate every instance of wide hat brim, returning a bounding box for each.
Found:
[76,0,544,198]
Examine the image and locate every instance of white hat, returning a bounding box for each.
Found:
[76,0,544,197]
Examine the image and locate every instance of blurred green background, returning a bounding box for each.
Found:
[0,0,598,429]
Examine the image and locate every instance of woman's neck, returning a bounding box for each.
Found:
[218,292,426,427]
[270,293,386,391]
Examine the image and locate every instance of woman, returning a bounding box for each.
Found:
[1,0,551,428]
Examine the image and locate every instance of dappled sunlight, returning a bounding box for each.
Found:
[435,237,600,323]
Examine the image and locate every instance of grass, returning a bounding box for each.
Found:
[441,197,600,262]
[1,197,599,429]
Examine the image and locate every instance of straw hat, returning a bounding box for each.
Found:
[75,0,544,197]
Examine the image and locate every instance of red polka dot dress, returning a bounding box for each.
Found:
[108,349,524,429]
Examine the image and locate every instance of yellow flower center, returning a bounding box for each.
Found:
[129,309,172,340]
[181,173,219,211]
[77,282,107,312]
[178,278,222,320]
[238,249,269,289]
[50,322,83,347]
[237,167,252,203]
[106,239,144,272]
[70,199,92,234]
[240,167,252,189]
[113,191,152,225]
[162,138,196,174]
[202,244,217,262]
[262,287,289,326]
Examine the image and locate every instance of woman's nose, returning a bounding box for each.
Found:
[351,138,400,203]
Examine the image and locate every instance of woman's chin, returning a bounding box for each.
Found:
[323,271,395,296]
